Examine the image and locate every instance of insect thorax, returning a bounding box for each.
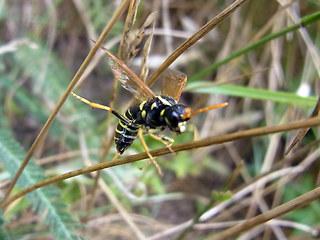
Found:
[127,96,172,127]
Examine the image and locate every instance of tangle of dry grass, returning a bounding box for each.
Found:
[1,0,320,239]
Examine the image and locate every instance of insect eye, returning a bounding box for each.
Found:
[165,105,188,126]
[169,112,180,125]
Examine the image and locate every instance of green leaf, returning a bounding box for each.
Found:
[283,175,320,225]
[186,83,318,107]
[211,191,233,202]
[0,213,9,240]
[0,129,83,240]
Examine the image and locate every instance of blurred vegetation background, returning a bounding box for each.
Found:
[0,0,320,239]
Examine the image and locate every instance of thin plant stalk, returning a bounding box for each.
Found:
[1,0,131,206]
[205,186,320,240]
[1,116,320,209]
[86,0,142,220]
[190,10,320,81]
[145,0,250,89]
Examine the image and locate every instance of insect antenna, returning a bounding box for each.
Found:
[181,102,228,120]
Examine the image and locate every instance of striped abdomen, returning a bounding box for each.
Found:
[114,108,140,154]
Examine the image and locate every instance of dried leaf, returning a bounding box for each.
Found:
[120,10,156,63]
[140,12,156,81]
[141,11,157,29]
[119,0,141,61]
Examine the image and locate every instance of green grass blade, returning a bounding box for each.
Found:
[190,10,320,81]
[187,83,318,107]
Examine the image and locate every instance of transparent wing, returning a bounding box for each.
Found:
[161,69,187,101]
[101,45,155,100]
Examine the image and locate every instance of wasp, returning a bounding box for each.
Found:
[71,46,228,172]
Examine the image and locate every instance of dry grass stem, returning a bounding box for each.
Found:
[2,1,319,239]
[206,186,320,240]
[79,133,146,240]
[2,116,320,209]
[146,0,250,88]
[1,0,131,206]
[285,97,320,155]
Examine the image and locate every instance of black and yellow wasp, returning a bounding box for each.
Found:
[71,46,228,166]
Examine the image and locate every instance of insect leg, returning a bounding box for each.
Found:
[111,152,120,161]
[147,130,174,153]
[71,92,132,125]
[138,129,163,176]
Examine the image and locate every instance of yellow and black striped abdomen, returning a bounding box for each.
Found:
[114,109,140,154]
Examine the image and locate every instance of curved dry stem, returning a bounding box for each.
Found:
[1,0,131,206]
[1,117,320,209]
[148,148,320,240]
[145,0,250,89]
[206,186,320,240]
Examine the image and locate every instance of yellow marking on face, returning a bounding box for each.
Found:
[178,121,187,133]
[160,109,165,116]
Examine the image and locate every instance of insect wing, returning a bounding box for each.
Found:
[161,69,187,101]
[108,58,138,94]
[101,46,156,100]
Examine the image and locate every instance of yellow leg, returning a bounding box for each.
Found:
[71,92,132,125]
[111,152,120,161]
[71,92,112,113]
[147,130,174,153]
[138,129,163,176]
